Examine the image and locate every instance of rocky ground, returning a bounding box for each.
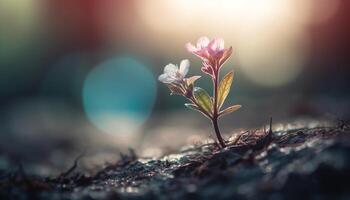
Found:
[0,119,349,200]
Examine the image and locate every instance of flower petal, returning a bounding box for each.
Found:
[193,49,211,61]
[209,38,224,51]
[158,73,175,83]
[186,43,197,52]
[216,38,225,50]
[197,37,210,48]
[164,63,178,75]
[179,59,190,76]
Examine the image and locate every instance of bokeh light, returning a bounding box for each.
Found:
[0,0,42,62]
[136,0,338,87]
[0,1,348,194]
[236,32,308,87]
[82,57,156,135]
[302,0,340,25]
[0,0,45,96]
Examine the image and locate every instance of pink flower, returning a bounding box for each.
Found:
[186,37,232,76]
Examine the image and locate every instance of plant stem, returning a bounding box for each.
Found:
[212,117,226,148]
[212,67,226,148]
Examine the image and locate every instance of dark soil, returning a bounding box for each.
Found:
[1,120,350,200]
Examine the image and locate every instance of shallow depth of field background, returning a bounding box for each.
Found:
[0,0,349,171]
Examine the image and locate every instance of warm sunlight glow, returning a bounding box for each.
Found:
[137,0,311,87]
[138,0,292,37]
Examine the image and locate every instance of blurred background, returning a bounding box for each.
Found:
[0,0,349,175]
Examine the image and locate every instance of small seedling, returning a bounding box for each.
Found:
[159,37,241,148]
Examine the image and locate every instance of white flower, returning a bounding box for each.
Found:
[158,59,190,84]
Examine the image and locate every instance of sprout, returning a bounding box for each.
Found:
[159,37,241,148]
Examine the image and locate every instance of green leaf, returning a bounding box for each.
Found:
[219,105,241,118]
[193,87,213,116]
[217,70,234,109]
[185,103,212,119]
